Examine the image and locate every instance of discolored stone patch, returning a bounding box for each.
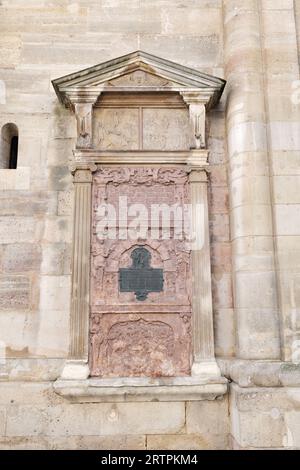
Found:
[1,244,42,273]
[0,276,31,310]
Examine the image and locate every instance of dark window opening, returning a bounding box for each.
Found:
[0,123,19,169]
[9,135,18,169]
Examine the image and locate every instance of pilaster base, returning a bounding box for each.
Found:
[60,360,90,380]
[192,360,221,379]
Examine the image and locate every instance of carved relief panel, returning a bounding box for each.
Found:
[90,167,192,377]
[93,108,140,150]
[92,91,191,151]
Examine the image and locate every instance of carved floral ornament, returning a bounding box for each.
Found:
[93,167,188,186]
[52,50,226,152]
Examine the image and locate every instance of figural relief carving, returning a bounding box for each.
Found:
[142,108,191,150]
[107,319,175,377]
[93,108,139,150]
[90,315,191,377]
[92,107,191,151]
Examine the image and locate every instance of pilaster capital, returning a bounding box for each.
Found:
[180,91,211,106]
[69,163,97,183]
[187,167,209,183]
[65,90,101,106]
[186,149,209,168]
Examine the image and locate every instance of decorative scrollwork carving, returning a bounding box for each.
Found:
[94,167,188,186]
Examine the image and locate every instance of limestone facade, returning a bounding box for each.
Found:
[0,0,300,450]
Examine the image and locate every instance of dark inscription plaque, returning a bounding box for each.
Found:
[119,247,163,301]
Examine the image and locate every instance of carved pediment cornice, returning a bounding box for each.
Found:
[52,51,226,152]
[52,50,225,110]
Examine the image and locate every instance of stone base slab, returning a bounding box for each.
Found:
[53,376,228,403]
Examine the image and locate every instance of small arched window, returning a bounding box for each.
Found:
[0,123,19,169]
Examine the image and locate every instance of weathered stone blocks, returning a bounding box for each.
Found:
[0,244,41,273]
[186,399,229,449]
[0,217,44,244]
[230,384,300,449]
[0,276,31,311]
[5,402,185,437]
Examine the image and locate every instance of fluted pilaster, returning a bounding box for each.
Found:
[69,166,96,359]
[189,169,220,377]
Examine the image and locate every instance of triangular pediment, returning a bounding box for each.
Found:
[52,50,225,108]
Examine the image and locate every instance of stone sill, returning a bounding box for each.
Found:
[53,376,228,403]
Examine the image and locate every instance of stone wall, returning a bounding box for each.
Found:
[0,0,231,367]
[0,383,229,450]
[0,0,300,450]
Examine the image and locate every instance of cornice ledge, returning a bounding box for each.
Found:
[52,51,226,108]
[218,358,300,388]
[71,149,209,167]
